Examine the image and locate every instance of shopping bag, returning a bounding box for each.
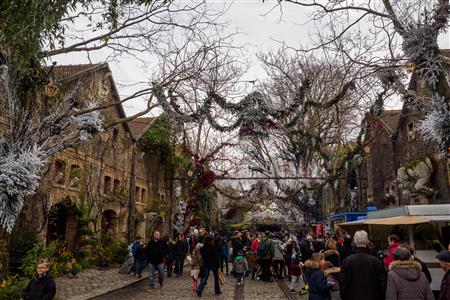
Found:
[218,271,225,285]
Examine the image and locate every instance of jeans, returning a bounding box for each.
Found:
[220,256,229,274]
[174,255,184,276]
[148,263,164,289]
[196,266,220,295]
[133,257,143,276]
[272,260,284,279]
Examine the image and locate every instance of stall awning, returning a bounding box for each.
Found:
[364,215,431,225]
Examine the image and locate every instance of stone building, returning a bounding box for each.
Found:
[4,64,171,251]
[357,50,450,209]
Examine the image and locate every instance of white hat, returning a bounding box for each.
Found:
[193,229,199,236]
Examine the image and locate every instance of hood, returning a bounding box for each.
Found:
[322,249,339,258]
[324,267,341,276]
[389,260,422,281]
[304,259,321,269]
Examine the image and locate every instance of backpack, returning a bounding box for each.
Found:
[257,239,269,258]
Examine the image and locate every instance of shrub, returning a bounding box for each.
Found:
[106,240,129,264]
[8,229,37,276]
[0,275,28,300]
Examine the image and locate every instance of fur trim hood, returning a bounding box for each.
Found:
[389,260,422,282]
[324,267,341,276]
[389,260,422,271]
[304,259,321,269]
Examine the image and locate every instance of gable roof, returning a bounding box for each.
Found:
[128,117,155,139]
[49,63,132,138]
[378,110,402,134]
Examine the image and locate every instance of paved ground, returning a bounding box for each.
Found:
[92,269,308,300]
[54,268,147,300]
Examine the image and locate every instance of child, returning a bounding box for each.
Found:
[246,248,258,280]
[323,261,342,300]
[189,244,201,293]
[304,253,334,300]
[233,250,248,285]
[290,255,302,292]
[23,259,56,300]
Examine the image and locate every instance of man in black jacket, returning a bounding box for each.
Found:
[145,231,168,290]
[196,235,221,297]
[341,230,386,300]
[174,233,188,276]
[23,259,56,300]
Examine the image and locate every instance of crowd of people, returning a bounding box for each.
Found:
[22,227,450,300]
[126,227,450,300]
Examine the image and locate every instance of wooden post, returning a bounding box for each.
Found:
[408,224,415,250]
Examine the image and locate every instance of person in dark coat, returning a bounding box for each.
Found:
[23,259,56,300]
[304,253,333,300]
[300,235,314,262]
[174,234,188,276]
[341,230,386,300]
[145,231,168,290]
[436,250,450,300]
[385,247,433,300]
[196,235,221,297]
[338,235,353,264]
[135,239,146,278]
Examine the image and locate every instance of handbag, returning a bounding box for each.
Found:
[218,271,225,285]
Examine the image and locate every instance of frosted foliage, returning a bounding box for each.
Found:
[0,143,46,233]
[173,200,186,233]
[403,25,440,86]
[418,95,450,149]
[72,101,104,141]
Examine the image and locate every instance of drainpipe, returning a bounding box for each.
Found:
[127,141,137,242]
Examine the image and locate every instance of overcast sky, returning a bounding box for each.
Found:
[53,1,450,115]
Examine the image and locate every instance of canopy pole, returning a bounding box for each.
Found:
[408,224,415,250]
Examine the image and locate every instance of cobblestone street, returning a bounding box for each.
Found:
[89,267,308,300]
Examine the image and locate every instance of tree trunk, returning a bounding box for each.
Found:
[0,228,9,275]
[127,143,137,242]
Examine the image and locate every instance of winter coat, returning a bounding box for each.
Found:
[322,249,340,268]
[251,239,259,251]
[246,250,258,269]
[338,244,353,264]
[385,260,433,300]
[325,267,342,300]
[136,245,146,261]
[290,259,302,276]
[231,238,244,258]
[258,237,275,260]
[200,242,220,269]
[300,238,314,262]
[145,238,168,265]
[304,260,333,300]
[272,239,285,261]
[23,274,56,300]
[438,269,450,300]
[222,243,230,259]
[341,247,386,300]
[190,249,201,270]
[384,242,400,267]
[174,239,188,257]
[412,256,432,283]
[167,241,176,261]
[233,255,249,274]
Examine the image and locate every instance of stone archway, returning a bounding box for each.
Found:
[46,203,79,251]
[102,209,118,237]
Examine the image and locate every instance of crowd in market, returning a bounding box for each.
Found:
[127,227,450,300]
[22,227,450,300]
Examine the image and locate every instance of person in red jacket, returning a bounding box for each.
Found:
[384,234,400,267]
[251,233,261,251]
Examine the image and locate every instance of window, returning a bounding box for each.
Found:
[54,160,66,185]
[113,179,120,193]
[141,188,146,202]
[135,187,141,202]
[407,120,416,141]
[69,165,81,188]
[104,176,112,194]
